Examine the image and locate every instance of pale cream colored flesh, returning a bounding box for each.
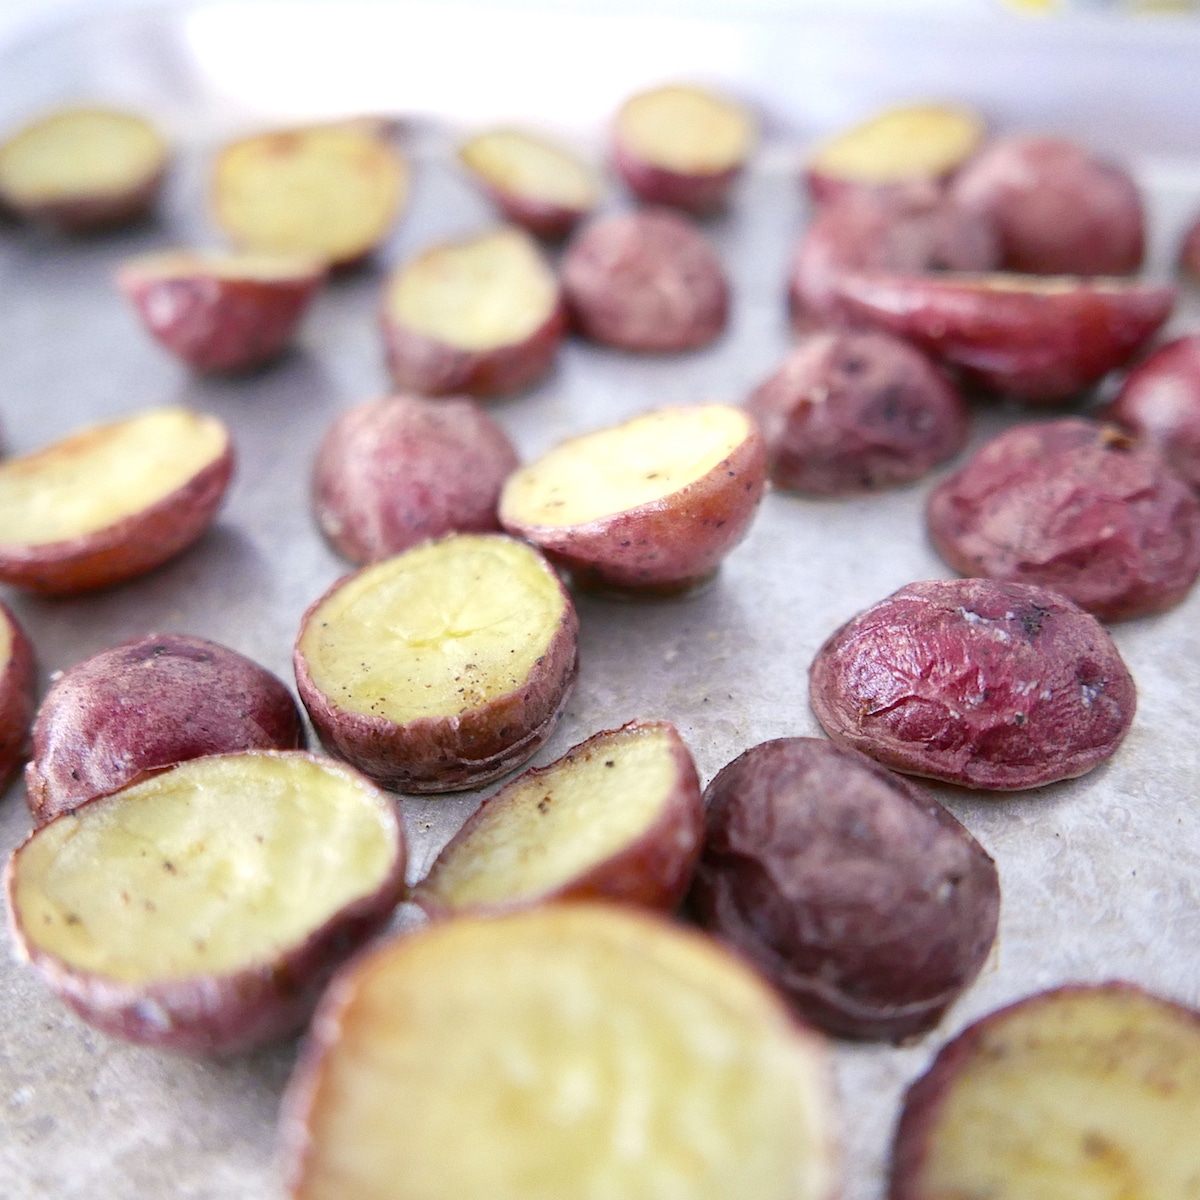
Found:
[460,130,597,209]
[810,103,984,183]
[299,535,566,725]
[0,613,11,673]
[123,249,324,282]
[0,408,227,547]
[420,726,678,910]
[501,405,750,528]
[386,228,558,351]
[13,754,399,982]
[616,85,755,174]
[292,907,835,1200]
[918,989,1200,1200]
[0,108,164,203]
[214,127,407,262]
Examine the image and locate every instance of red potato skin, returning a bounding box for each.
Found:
[25,633,306,826]
[612,140,742,214]
[1180,214,1200,280]
[5,753,406,1057]
[561,209,729,352]
[745,330,969,495]
[788,187,1000,332]
[927,419,1200,621]
[1101,334,1200,491]
[833,271,1175,402]
[0,603,36,794]
[413,721,704,919]
[809,578,1137,791]
[117,265,323,373]
[382,300,567,398]
[474,183,589,241]
[313,394,519,564]
[0,434,235,595]
[689,738,999,1042]
[950,135,1145,276]
[8,165,166,234]
[502,423,767,596]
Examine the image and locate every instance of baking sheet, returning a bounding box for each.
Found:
[1,4,1199,1197]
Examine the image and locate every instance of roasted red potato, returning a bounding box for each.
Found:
[746,330,969,495]
[7,751,405,1056]
[458,128,599,239]
[788,188,999,331]
[1101,333,1200,491]
[950,135,1145,276]
[1180,212,1200,280]
[499,404,766,595]
[809,577,1137,791]
[0,107,167,232]
[381,227,565,397]
[690,738,999,1042]
[279,905,839,1200]
[0,602,36,794]
[414,721,703,918]
[117,249,324,372]
[928,418,1200,621]
[25,633,306,826]
[611,83,757,213]
[890,983,1200,1200]
[804,103,986,205]
[294,534,578,793]
[0,407,234,594]
[561,209,729,351]
[832,271,1175,402]
[313,393,519,564]
[212,124,408,266]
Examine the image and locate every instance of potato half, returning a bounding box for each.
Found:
[212,124,408,266]
[381,227,566,397]
[890,983,1200,1200]
[0,407,234,594]
[6,751,406,1055]
[279,904,839,1200]
[0,602,36,793]
[414,720,703,917]
[0,106,167,231]
[500,404,766,595]
[294,534,578,793]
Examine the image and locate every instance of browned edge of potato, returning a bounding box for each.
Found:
[0,602,37,793]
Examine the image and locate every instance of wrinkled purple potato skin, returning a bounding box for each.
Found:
[0,603,36,794]
[25,633,306,825]
[809,578,1137,791]
[313,394,520,564]
[745,330,969,495]
[1101,335,1200,492]
[787,186,999,332]
[689,738,999,1042]
[561,209,729,352]
[950,135,1145,276]
[927,419,1200,621]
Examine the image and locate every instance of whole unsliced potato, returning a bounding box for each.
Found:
[690,737,999,1042]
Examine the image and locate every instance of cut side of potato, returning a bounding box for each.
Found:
[212,125,407,265]
[0,107,167,231]
[890,983,1200,1200]
[7,751,405,1055]
[415,721,703,916]
[0,406,234,593]
[295,534,578,793]
[280,905,839,1200]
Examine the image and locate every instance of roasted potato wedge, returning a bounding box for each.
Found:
[0,602,36,793]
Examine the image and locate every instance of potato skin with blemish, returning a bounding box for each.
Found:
[809,578,1136,790]
[689,737,999,1041]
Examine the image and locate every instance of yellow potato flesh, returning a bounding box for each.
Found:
[13,754,398,983]
[919,989,1200,1199]
[0,615,10,672]
[299,536,566,725]
[294,907,833,1200]
[123,249,324,282]
[0,109,164,203]
[617,86,754,174]
[0,408,227,547]
[386,228,558,351]
[501,405,750,528]
[422,726,678,910]
[812,104,984,183]
[460,130,597,209]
